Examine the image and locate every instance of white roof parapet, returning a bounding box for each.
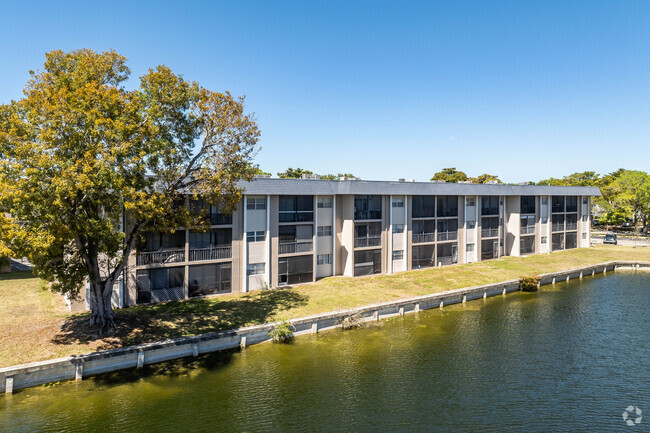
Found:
[239,178,602,197]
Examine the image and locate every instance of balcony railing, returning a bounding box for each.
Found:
[552,224,564,232]
[354,236,382,248]
[565,223,577,231]
[279,241,313,255]
[481,228,499,238]
[354,210,382,220]
[209,213,232,225]
[189,246,232,262]
[137,249,185,266]
[279,211,314,223]
[412,233,435,243]
[520,226,535,235]
[437,231,458,242]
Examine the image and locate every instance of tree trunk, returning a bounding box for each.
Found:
[89,279,116,333]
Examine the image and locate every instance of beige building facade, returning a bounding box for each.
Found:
[107,178,601,308]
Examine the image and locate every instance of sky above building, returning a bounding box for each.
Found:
[1,1,649,183]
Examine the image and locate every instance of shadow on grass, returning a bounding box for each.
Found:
[52,288,308,350]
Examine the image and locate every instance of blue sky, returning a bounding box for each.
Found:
[1,1,649,182]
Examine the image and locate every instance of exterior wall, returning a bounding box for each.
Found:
[505,196,521,257]
[113,182,597,310]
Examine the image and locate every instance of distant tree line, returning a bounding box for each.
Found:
[537,169,650,233]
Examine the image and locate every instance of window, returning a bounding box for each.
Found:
[317,197,332,208]
[582,232,587,239]
[189,263,231,297]
[317,226,332,237]
[566,196,578,213]
[392,250,404,260]
[582,197,589,205]
[542,217,548,224]
[354,249,381,276]
[520,236,535,254]
[466,197,475,206]
[467,221,476,229]
[247,263,265,275]
[552,196,565,213]
[412,245,434,269]
[521,196,536,214]
[466,243,475,252]
[317,254,332,265]
[279,195,313,222]
[392,224,404,233]
[279,256,313,285]
[354,195,382,220]
[392,198,404,208]
[246,197,266,210]
[481,196,499,215]
[246,231,265,242]
[412,196,436,218]
[541,236,547,244]
[541,197,548,206]
[582,215,588,222]
[437,196,458,217]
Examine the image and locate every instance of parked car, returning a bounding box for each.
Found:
[603,233,618,245]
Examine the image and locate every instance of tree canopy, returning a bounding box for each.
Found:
[431,168,468,183]
[0,49,260,328]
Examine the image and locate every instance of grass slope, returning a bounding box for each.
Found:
[1,245,649,367]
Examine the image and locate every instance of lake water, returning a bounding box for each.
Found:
[1,272,648,432]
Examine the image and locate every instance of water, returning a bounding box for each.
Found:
[1,273,648,432]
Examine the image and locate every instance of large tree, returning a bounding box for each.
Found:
[608,170,650,233]
[277,167,314,178]
[0,49,260,329]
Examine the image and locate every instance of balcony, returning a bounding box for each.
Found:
[565,223,577,231]
[189,246,232,262]
[209,213,232,225]
[137,249,185,266]
[279,241,313,255]
[412,233,435,243]
[354,236,381,248]
[520,226,535,235]
[481,228,499,238]
[279,211,314,223]
[354,210,382,221]
[552,224,564,232]
[437,231,458,242]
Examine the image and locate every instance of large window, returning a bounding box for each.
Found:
[481,216,499,238]
[437,243,458,266]
[566,214,578,231]
[354,249,381,276]
[279,255,313,285]
[566,196,578,213]
[552,233,564,251]
[481,196,500,216]
[565,232,577,249]
[520,236,535,254]
[520,196,536,214]
[412,196,436,218]
[189,199,232,225]
[437,196,458,217]
[279,225,313,254]
[136,267,185,304]
[354,195,382,220]
[552,196,564,213]
[520,215,536,235]
[189,228,231,249]
[279,195,314,222]
[139,230,185,252]
[552,214,564,232]
[481,239,498,260]
[437,219,458,241]
[189,263,231,297]
[412,245,434,269]
[354,222,382,248]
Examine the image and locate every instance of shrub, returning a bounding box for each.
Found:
[520,273,540,292]
[340,314,364,330]
[269,320,294,343]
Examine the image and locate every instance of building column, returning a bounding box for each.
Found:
[265,194,270,289]
[242,196,248,292]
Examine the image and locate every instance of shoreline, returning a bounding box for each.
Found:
[2,260,649,395]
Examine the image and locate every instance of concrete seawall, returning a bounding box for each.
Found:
[2,260,649,394]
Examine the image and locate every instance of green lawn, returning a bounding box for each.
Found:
[1,245,649,368]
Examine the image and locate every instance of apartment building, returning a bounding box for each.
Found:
[107,178,600,308]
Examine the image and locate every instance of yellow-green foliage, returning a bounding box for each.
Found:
[520,273,540,291]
